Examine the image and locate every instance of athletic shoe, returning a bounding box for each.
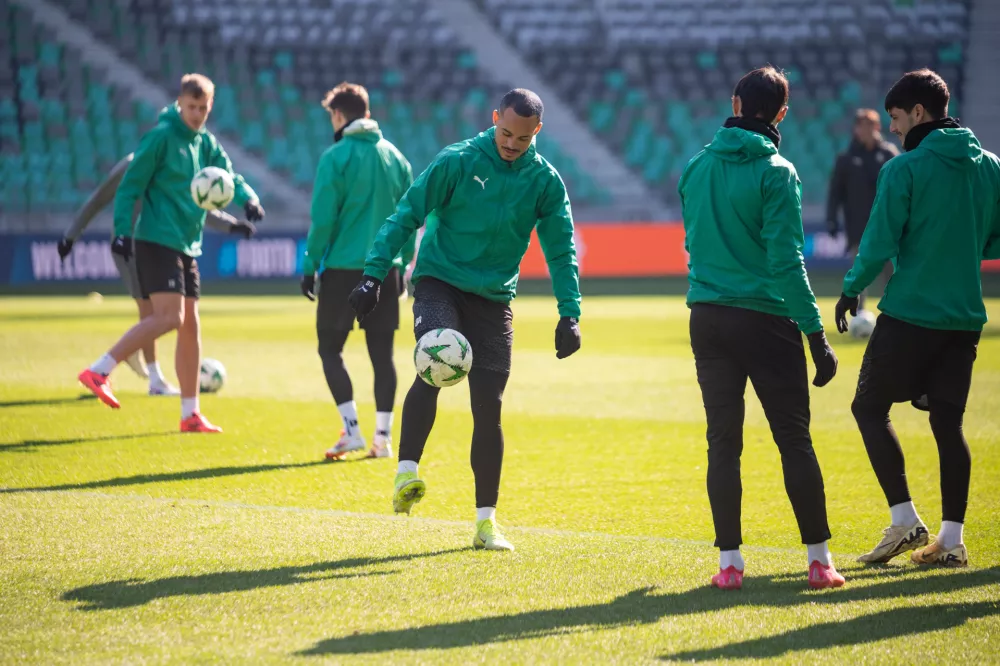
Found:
[78,369,120,409]
[392,471,426,515]
[473,518,514,551]
[710,566,744,590]
[857,521,929,563]
[911,541,968,567]
[367,434,392,459]
[124,350,148,379]
[808,561,846,589]
[180,412,223,433]
[325,434,366,460]
[148,383,181,396]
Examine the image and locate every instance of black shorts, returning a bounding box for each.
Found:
[854,314,981,411]
[317,268,400,333]
[135,240,200,299]
[412,277,514,375]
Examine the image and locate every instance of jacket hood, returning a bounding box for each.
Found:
[917,128,982,168]
[473,127,537,170]
[162,103,202,138]
[342,118,382,143]
[705,127,778,163]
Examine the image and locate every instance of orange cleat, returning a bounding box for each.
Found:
[78,369,121,409]
[808,561,846,589]
[180,412,223,433]
[710,566,744,590]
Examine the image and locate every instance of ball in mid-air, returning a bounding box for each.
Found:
[199,358,226,393]
[849,310,877,339]
[190,166,235,211]
[414,328,472,388]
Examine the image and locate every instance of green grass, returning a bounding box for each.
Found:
[2,294,1000,664]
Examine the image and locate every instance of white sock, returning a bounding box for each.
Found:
[337,401,360,439]
[181,397,199,420]
[889,501,920,527]
[147,361,167,385]
[397,460,418,475]
[719,549,744,570]
[807,541,832,566]
[477,507,496,522]
[375,411,393,437]
[938,521,964,549]
[89,353,117,376]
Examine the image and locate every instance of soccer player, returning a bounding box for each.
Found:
[826,109,899,309]
[837,69,1000,568]
[58,153,254,396]
[77,73,264,432]
[349,89,581,551]
[300,82,415,460]
[679,67,844,590]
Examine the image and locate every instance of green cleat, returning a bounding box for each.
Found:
[392,472,426,515]
[473,518,515,552]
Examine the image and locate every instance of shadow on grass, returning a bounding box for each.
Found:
[297,566,1000,656]
[0,431,175,453]
[0,460,328,493]
[0,394,96,408]
[660,599,1000,661]
[62,548,467,610]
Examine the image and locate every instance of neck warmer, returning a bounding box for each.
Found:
[724,116,781,149]
[903,117,961,152]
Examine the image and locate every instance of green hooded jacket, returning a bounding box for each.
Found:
[113,104,257,257]
[844,128,1000,331]
[303,119,415,275]
[679,126,823,334]
[363,127,581,318]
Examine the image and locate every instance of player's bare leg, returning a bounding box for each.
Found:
[177,297,219,433]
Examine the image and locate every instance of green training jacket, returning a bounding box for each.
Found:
[303,119,415,275]
[679,126,823,334]
[844,127,1000,331]
[113,104,257,257]
[363,127,581,318]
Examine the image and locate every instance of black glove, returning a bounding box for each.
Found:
[826,219,839,236]
[348,276,381,322]
[301,274,316,301]
[555,316,581,359]
[244,200,265,222]
[230,220,256,239]
[835,293,860,334]
[57,237,74,261]
[807,331,838,387]
[110,235,132,261]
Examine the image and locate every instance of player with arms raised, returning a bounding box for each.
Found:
[350,89,582,551]
[77,73,264,432]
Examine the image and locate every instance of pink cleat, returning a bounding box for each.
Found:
[808,561,846,589]
[710,565,744,590]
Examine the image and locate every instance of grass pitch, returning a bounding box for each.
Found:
[2,294,1000,664]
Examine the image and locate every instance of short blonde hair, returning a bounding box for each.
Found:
[179,73,215,100]
[855,108,881,127]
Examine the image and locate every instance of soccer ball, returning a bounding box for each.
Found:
[190,166,234,211]
[414,328,473,388]
[200,358,226,393]
[849,310,877,339]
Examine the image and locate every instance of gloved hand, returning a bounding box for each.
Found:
[230,220,256,239]
[300,274,316,301]
[348,276,381,322]
[835,293,860,333]
[244,200,265,222]
[555,316,581,359]
[807,331,838,387]
[57,237,74,262]
[110,235,132,261]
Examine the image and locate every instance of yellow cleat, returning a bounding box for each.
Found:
[392,472,426,515]
[473,518,514,552]
[911,541,968,567]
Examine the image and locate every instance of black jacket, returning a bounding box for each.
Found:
[826,138,899,248]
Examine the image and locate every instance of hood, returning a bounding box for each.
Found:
[339,118,382,143]
[705,126,778,163]
[915,128,982,169]
[162,103,201,139]
[473,127,537,170]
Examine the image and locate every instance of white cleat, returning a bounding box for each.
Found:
[325,434,366,460]
[367,434,393,459]
[857,521,929,563]
[125,351,148,379]
[148,383,181,396]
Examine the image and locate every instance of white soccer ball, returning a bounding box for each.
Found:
[414,328,473,388]
[849,310,877,339]
[200,358,226,393]
[190,166,235,211]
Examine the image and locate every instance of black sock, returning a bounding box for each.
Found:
[397,376,440,464]
[318,329,352,404]
[469,369,509,508]
[928,400,971,523]
[365,330,397,413]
